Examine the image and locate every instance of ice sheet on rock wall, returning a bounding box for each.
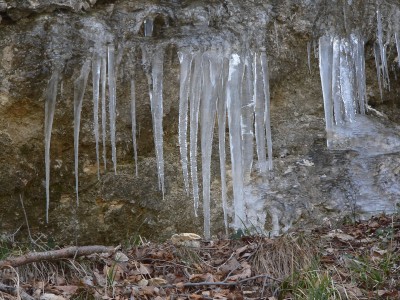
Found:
[217,56,229,234]
[227,53,245,228]
[253,52,268,173]
[108,45,118,174]
[201,50,221,239]
[241,50,254,182]
[260,51,273,171]
[131,78,138,177]
[178,50,193,195]
[74,60,91,205]
[189,51,203,216]
[101,55,107,171]
[151,47,165,196]
[44,71,59,223]
[92,53,101,179]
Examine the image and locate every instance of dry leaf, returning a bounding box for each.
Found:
[149,277,167,286]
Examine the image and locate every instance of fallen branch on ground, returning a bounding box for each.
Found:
[0,245,117,268]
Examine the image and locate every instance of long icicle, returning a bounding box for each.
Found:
[74,61,91,206]
[201,51,220,239]
[101,54,107,171]
[108,44,117,174]
[189,51,203,216]
[131,76,138,176]
[92,53,101,179]
[151,47,165,196]
[217,55,229,235]
[260,51,273,170]
[227,53,245,229]
[319,36,334,138]
[254,52,267,172]
[241,50,255,182]
[44,71,59,223]
[178,50,193,195]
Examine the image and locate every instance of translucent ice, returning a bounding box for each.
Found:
[44,71,59,222]
[189,52,203,216]
[178,50,192,194]
[74,60,91,205]
[227,53,245,229]
[108,45,117,174]
[92,53,101,179]
[201,50,221,239]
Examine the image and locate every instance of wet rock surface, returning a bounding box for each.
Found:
[0,0,399,244]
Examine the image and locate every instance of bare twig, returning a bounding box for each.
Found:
[160,274,281,289]
[0,245,116,268]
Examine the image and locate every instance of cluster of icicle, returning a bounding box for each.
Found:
[177,47,273,239]
[44,43,273,239]
[318,33,367,145]
[319,8,400,144]
[44,45,124,223]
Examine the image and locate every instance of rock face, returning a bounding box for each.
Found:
[0,0,399,244]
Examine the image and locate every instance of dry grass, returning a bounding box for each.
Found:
[250,233,317,281]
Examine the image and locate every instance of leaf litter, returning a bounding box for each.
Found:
[0,213,399,299]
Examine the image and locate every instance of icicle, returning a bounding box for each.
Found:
[254,52,268,172]
[189,51,203,216]
[319,36,334,138]
[376,10,390,90]
[260,51,273,170]
[178,50,193,195]
[101,55,107,171]
[373,43,383,100]
[227,53,245,229]
[108,44,117,174]
[307,41,312,74]
[131,78,138,176]
[352,35,367,114]
[241,50,254,182]
[339,38,356,123]
[74,60,91,205]
[217,56,229,235]
[151,47,165,196]
[44,71,59,223]
[332,37,344,126]
[92,53,101,179]
[144,17,154,37]
[201,50,221,239]
[395,33,400,68]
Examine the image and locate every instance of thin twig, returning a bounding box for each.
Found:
[160,273,281,289]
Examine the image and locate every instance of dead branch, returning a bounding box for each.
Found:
[0,283,34,300]
[0,245,116,268]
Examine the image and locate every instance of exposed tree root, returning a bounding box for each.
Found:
[0,245,117,268]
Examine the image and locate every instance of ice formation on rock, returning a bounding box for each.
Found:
[45,44,274,236]
[319,34,367,145]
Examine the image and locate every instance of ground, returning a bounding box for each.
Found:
[0,214,399,300]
